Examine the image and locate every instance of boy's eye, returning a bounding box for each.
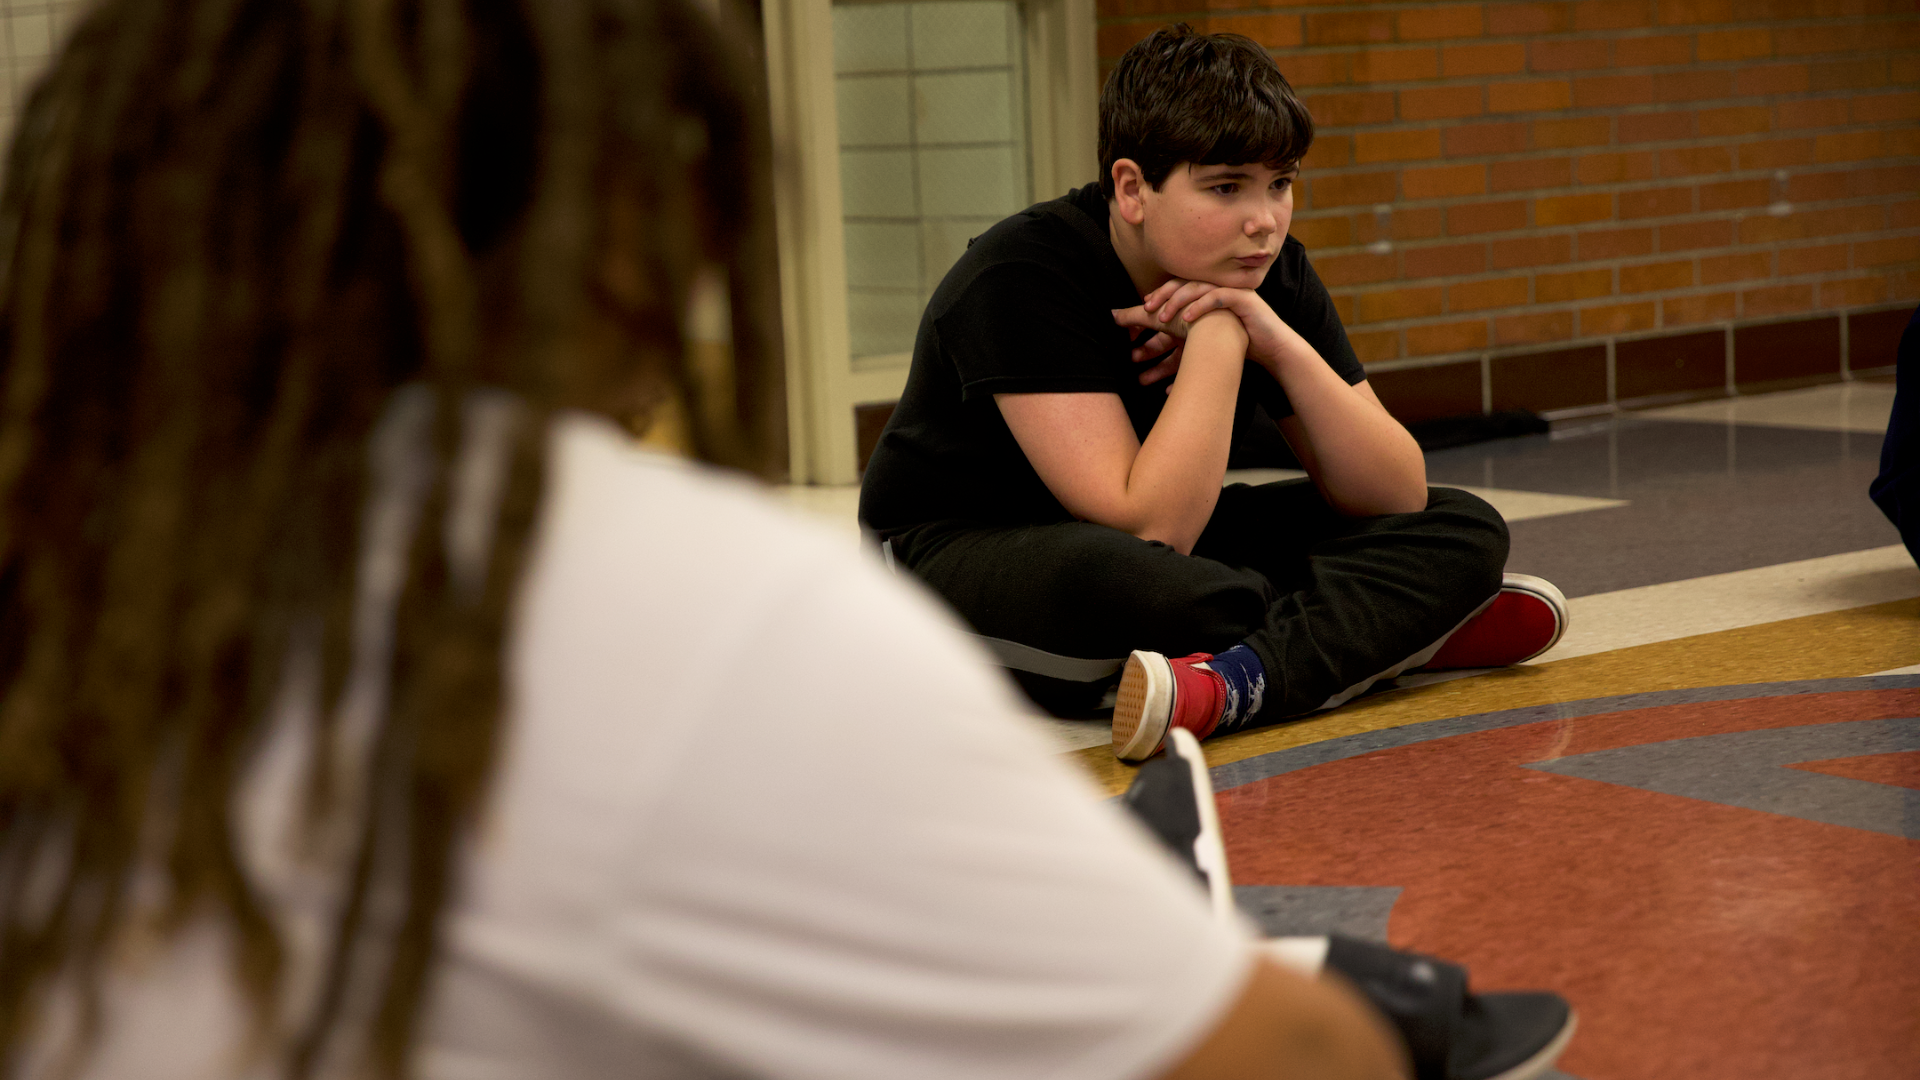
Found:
[1210,183,1238,195]
[1273,176,1295,191]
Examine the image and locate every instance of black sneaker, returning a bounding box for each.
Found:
[1323,935,1577,1080]
[1116,727,1234,920]
[1117,730,1577,1080]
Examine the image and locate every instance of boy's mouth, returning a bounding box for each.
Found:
[1233,252,1272,268]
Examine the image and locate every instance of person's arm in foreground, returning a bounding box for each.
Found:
[1158,955,1409,1080]
[1125,279,1427,518]
[995,308,1248,555]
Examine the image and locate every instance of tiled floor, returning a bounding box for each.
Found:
[774,377,1920,1080]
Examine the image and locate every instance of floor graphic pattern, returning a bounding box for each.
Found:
[1217,679,1920,1080]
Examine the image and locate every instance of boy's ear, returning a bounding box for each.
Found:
[1111,158,1149,226]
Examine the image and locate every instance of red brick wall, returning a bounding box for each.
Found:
[1097,0,1920,422]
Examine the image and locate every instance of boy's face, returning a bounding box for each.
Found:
[1137,161,1296,290]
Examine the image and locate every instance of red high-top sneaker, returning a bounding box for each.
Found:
[1113,651,1227,761]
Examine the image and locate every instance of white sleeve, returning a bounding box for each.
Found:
[452,426,1253,1080]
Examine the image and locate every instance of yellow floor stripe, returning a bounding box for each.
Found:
[1073,597,1920,796]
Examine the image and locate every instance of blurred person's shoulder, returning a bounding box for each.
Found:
[541,412,849,576]
[520,411,1023,736]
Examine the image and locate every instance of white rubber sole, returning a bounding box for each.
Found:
[1113,650,1174,761]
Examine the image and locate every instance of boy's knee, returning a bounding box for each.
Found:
[1422,486,1510,585]
[1425,486,1509,540]
[1063,537,1255,622]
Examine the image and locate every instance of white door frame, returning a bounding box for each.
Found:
[760,0,1098,485]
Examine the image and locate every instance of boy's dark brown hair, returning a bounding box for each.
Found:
[1098,23,1315,199]
[0,0,781,1076]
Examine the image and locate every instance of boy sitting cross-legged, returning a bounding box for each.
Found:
[859,24,1567,760]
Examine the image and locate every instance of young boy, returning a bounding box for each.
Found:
[859,25,1567,761]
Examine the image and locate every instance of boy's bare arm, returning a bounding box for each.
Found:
[1143,280,1427,517]
[995,309,1248,555]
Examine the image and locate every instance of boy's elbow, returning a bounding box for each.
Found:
[1072,492,1207,554]
[1127,499,1215,554]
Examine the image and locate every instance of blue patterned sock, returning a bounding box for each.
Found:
[1202,645,1267,734]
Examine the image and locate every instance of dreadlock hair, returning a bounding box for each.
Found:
[0,0,782,1075]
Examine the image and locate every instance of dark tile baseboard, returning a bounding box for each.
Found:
[1366,302,1912,427]
[1617,329,1727,401]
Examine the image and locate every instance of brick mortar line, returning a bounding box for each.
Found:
[1297,219,1920,258]
[1338,287,1920,324]
[1336,257,1920,300]
[1172,5,1919,18]
[1100,56,1920,71]
[1302,228,1920,266]
[1285,68,1920,87]
[1338,271,1920,332]
[1372,266,1920,295]
[1296,185,1920,217]
[1100,41,1920,60]
[1305,116,1920,139]
[1101,10,1920,28]
[1301,198,1920,233]
[1301,148,1920,172]
[1335,274,1919,298]
[1306,111,1920,129]
[1298,211,1920,231]
[1305,151,1920,176]
[1268,43,1920,57]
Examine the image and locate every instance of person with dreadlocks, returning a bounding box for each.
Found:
[0,0,1419,1078]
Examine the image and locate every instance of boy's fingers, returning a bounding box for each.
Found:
[1144,278,1186,308]
[1164,281,1215,318]
[1183,290,1241,323]
[1116,306,1192,339]
[1129,331,1177,362]
[1186,287,1261,325]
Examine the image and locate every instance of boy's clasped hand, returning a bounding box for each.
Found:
[1114,277,1304,389]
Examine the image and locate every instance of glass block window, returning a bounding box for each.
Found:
[832,0,1030,365]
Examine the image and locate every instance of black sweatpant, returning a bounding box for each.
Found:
[886,480,1510,724]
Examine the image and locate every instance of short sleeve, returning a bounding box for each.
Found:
[935,261,1134,401]
[1286,250,1364,385]
[1246,240,1366,420]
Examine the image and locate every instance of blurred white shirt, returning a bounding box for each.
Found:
[44,412,1250,1080]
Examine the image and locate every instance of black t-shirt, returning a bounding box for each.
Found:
[858,182,1364,537]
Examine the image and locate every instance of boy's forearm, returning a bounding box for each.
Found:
[1119,314,1246,552]
[1258,333,1427,517]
